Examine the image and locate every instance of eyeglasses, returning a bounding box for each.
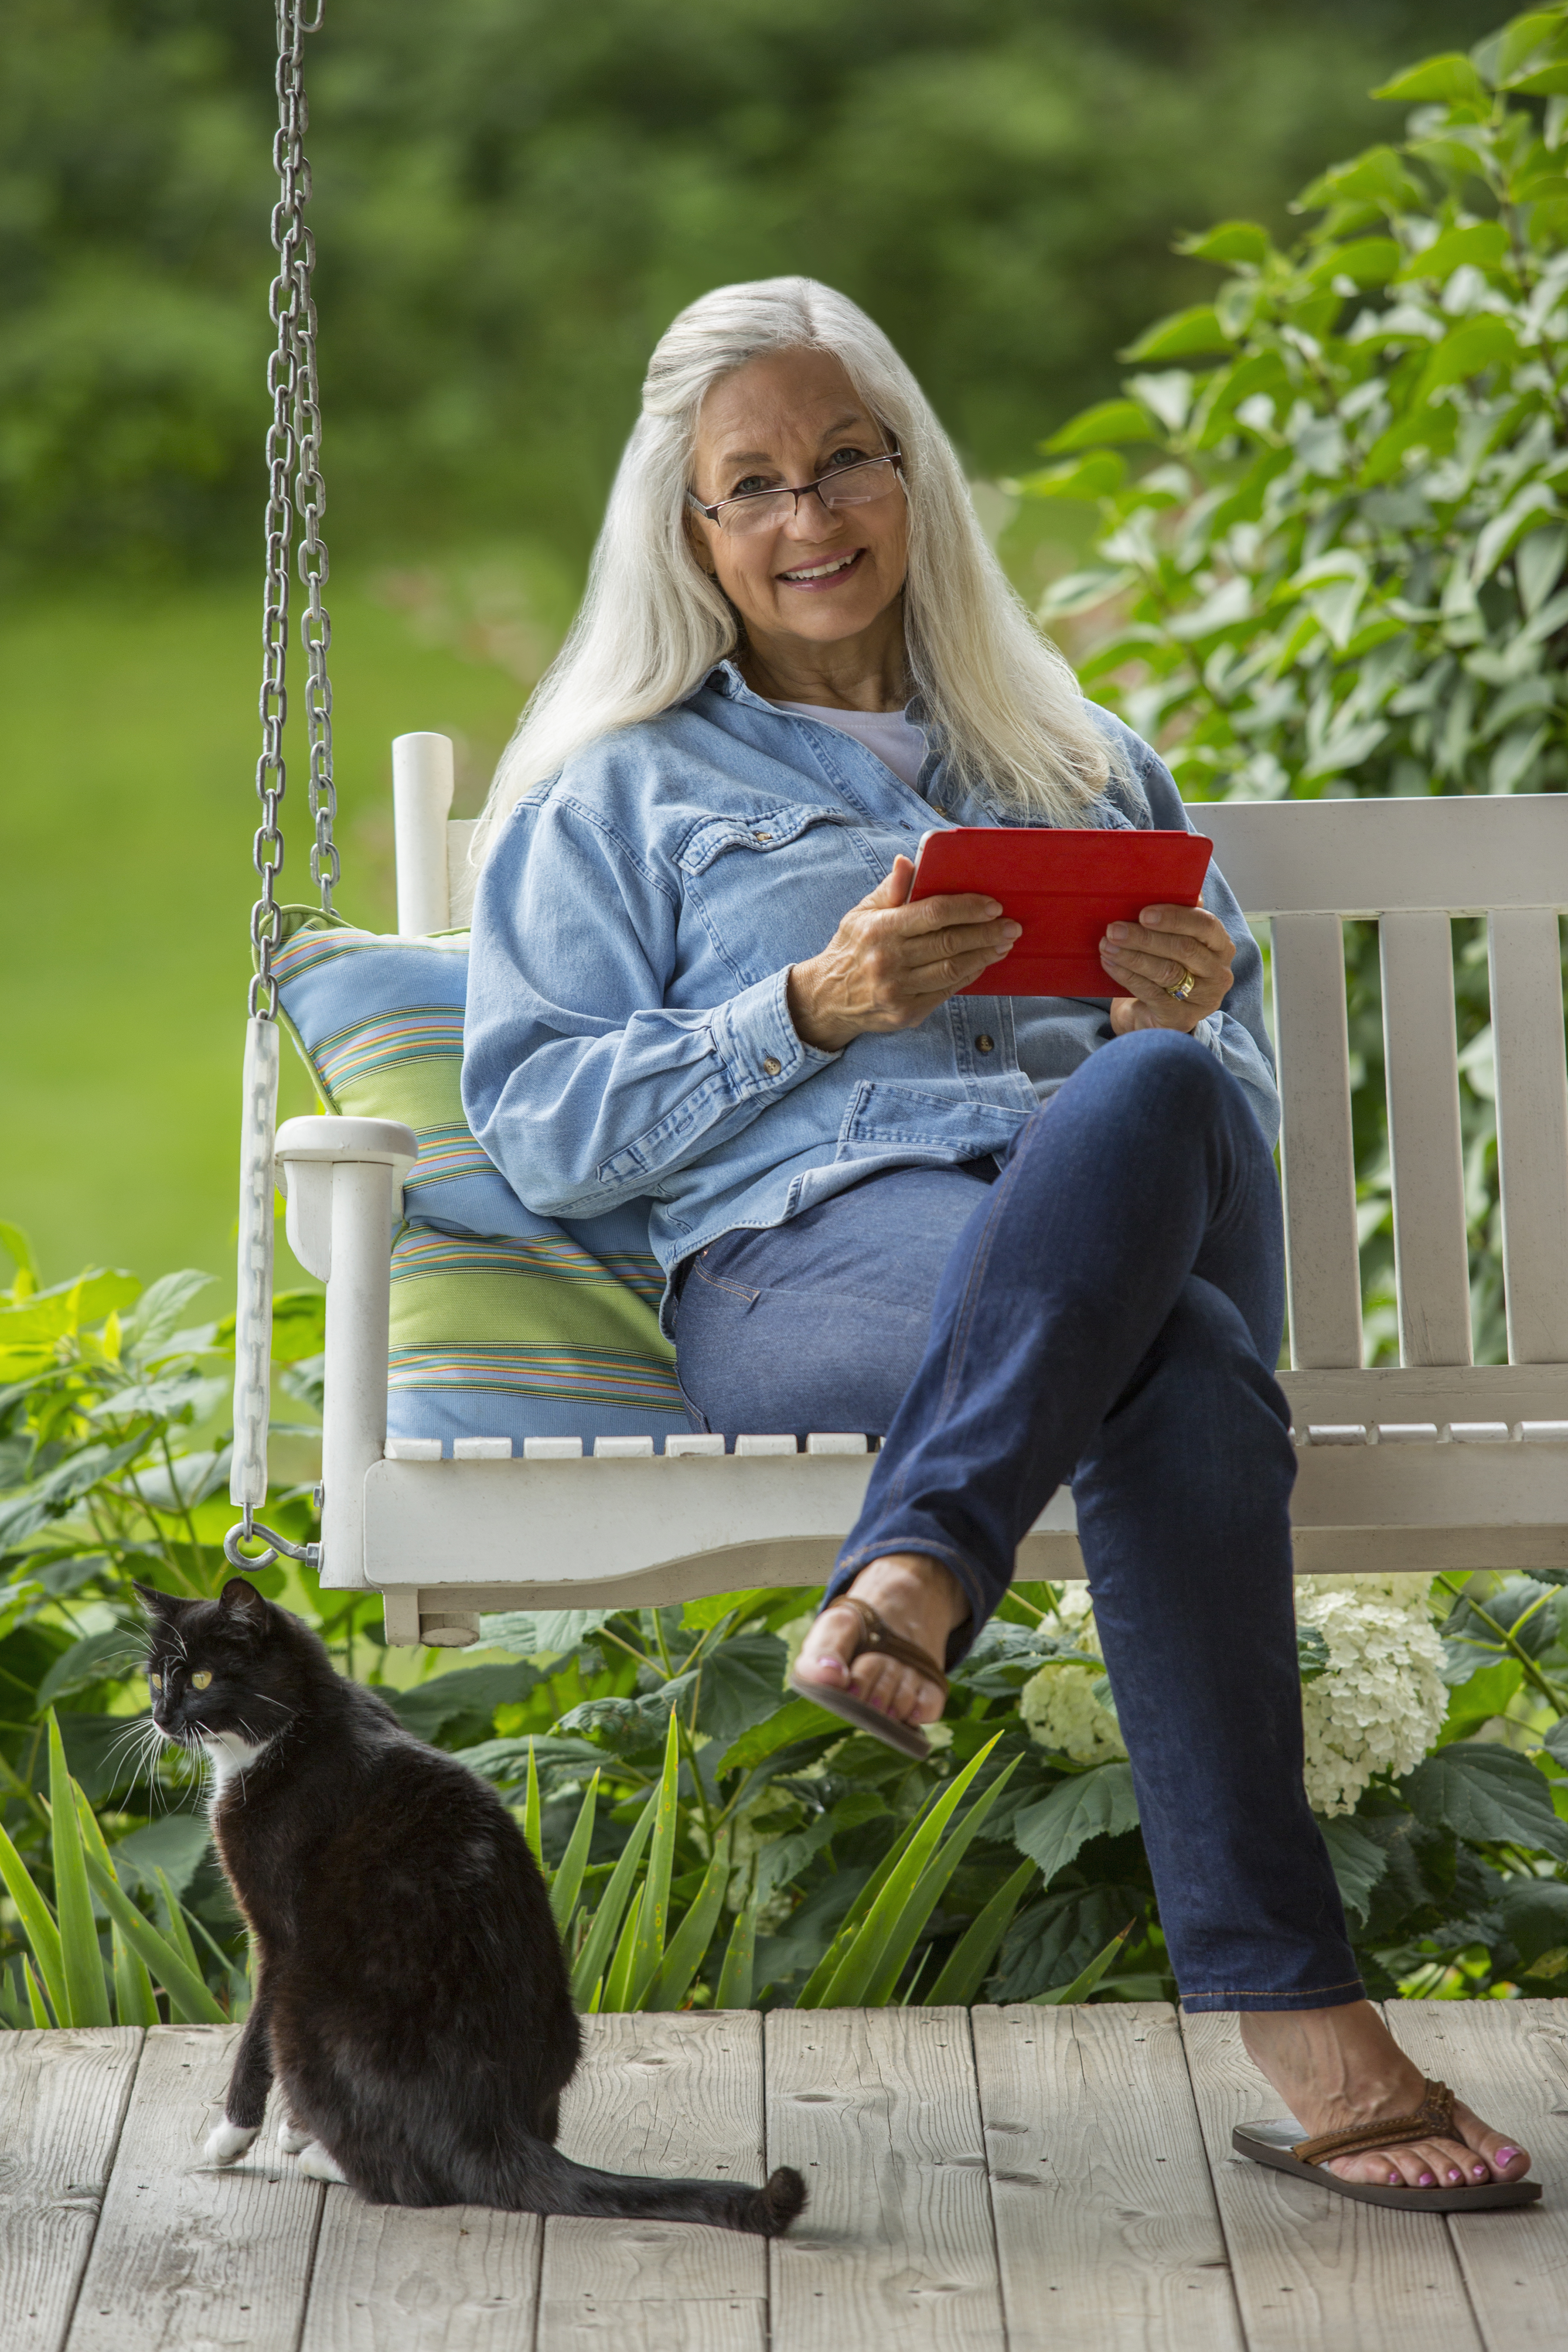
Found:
[687,451,904,537]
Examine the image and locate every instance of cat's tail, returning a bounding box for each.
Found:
[515,2138,806,2236]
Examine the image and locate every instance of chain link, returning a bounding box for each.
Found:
[249,0,334,1020]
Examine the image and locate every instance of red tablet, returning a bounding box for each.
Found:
[909,826,1213,998]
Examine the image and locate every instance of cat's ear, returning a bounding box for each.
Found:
[219,1578,270,1626]
[131,1580,181,1618]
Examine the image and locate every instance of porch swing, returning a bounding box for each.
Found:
[228,3,1568,1650]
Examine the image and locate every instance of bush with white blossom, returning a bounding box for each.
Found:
[1018,1574,1447,1814]
[1294,1574,1448,1817]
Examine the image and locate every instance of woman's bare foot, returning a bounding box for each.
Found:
[1240,2000,1531,2189]
[794,1554,970,1727]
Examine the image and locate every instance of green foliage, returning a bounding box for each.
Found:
[1028,3,1568,1364]
[1,0,1496,576]
[8,1228,1568,2014]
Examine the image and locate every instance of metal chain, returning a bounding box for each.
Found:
[249,0,334,1021]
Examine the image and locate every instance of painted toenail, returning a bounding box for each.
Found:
[1447,2169,1462,2183]
[1419,2172,1434,2186]
[1472,2165,1487,2178]
[1497,2147,1518,2164]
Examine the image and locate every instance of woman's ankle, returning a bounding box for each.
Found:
[836,1553,970,1638]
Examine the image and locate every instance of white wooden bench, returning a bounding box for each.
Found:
[274,735,1568,1645]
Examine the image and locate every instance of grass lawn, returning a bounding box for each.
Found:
[0,569,533,1294]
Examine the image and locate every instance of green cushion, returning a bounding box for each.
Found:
[271,907,687,1448]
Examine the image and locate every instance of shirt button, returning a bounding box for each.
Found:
[975,1034,996,1055]
[763,1055,781,1077]
[754,830,773,842]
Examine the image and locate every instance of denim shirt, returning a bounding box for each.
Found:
[463,663,1278,1333]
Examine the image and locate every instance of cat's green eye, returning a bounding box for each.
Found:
[149,1672,162,1692]
[190,1669,213,1691]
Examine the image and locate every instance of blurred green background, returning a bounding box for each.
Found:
[1,0,1498,1291]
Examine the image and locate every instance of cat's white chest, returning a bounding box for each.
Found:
[203,1730,274,1797]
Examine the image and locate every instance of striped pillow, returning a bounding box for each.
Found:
[272,908,687,1450]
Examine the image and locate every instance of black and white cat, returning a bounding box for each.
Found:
[137,1576,804,2232]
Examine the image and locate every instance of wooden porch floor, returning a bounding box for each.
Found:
[5,2000,1568,2352]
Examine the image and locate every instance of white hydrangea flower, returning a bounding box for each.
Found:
[1294,1574,1447,1816]
[1012,1575,1446,1814]
[1019,1587,1127,1765]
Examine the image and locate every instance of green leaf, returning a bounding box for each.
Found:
[1044,399,1157,455]
[648,1829,732,2012]
[522,1739,544,1874]
[1120,306,1230,362]
[386,1661,541,1745]
[1413,316,1520,404]
[815,1737,1003,2008]
[1013,1761,1139,1887]
[1298,1626,1330,1684]
[1295,144,1424,216]
[22,1957,51,2028]
[691,1632,790,1749]
[925,1861,1037,2006]
[0,1223,39,1285]
[716,1897,758,2010]
[77,1848,225,2023]
[49,1714,110,2027]
[601,1887,643,2011]
[1395,220,1510,283]
[570,1796,655,2007]
[111,1922,160,2028]
[1030,1920,1135,2005]
[1307,233,1403,285]
[718,1695,838,1774]
[1401,1741,1568,1858]
[860,1760,1020,2007]
[1176,220,1271,267]
[1498,1875,1568,1971]
[628,1711,681,2007]
[0,1819,67,2026]
[1372,53,1491,110]
[36,1626,142,1713]
[1016,451,1126,502]
[111,1812,212,1901]
[549,1770,599,1935]
[1316,1814,1390,1928]
[151,1868,202,1977]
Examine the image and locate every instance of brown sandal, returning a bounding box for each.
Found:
[1234,2077,1541,2210]
[787,1595,950,1761]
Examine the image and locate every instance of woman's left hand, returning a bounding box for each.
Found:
[1100,903,1236,1035]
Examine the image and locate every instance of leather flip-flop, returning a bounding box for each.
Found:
[1233,2077,1541,2210]
[787,1594,949,1762]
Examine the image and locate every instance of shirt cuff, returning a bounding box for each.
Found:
[1191,1014,1224,1059]
[709,967,840,1100]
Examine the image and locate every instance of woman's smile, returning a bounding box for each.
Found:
[776,546,867,590]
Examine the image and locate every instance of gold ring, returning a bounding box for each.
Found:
[1168,968,1198,1002]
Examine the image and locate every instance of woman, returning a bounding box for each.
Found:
[463,277,1532,2207]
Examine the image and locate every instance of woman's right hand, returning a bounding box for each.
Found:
[786,855,1021,1052]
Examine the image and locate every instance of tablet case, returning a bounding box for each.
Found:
[909,827,1214,997]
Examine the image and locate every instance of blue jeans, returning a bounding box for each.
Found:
[675,1028,1360,2014]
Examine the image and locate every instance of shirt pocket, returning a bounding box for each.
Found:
[677,805,887,988]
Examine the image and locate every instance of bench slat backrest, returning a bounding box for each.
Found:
[391,737,1568,1384]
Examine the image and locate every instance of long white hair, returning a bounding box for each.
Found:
[475,276,1112,856]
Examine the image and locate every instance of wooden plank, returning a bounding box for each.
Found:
[972,2002,1241,2352]
[1385,1996,1568,2352]
[302,2198,540,2352]
[1488,910,1568,1364]
[1271,914,1363,1370]
[0,2028,142,2352]
[765,2005,1002,2352]
[1179,2010,1482,2352]
[537,2010,766,2352]
[1380,912,1473,1367]
[1199,793,1568,919]
[65,2024,322,2352]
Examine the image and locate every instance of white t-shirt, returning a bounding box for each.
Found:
[775,700,928,792]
